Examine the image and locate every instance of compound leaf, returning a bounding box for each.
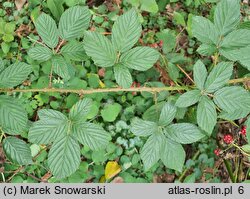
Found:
[175,90,201,108]
[197,96,217,135]
[48,135,81,178]
[3,137,32,165]
[28,46,52,62]
[214,0,240,36]
[161,138,185,172]
[0,62,32,88]
[166,123,205,144]
[131,118,158,136]
[114,64,132,88]
[120,47,159,71]
[84,31,117,67]
[0,96,28,135]
[59,6,91,40]
[205,62,233,93]
[35,13,58,48]
[72,122,111,151]
[141,133,164,171]
[193,60,207,90]
[112,9,141,53]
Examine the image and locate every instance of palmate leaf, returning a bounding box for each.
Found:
[175,90,201,108]
[52,55,75,80]
[161,138,185,172]
[158,102,176,126]
[59,6,91,40]
[111,9,141,53]
[0,62,32,88]
[204,62,233,93]
[35,13,59,48]
[166,123,205,144]
[221,29,250,49]
[113,64,133,88]
[29,109,68,144]
[48,135,81,179]
[47,0,64,21]
[3,137,32,165]
[72,122,111,151]
[131,118,158,136]
[192,16,219,45]
[69,98,93,122]
[197,96,217,135]
[0,96,28,135]
[84,31,117,67]
[197,44,217,56]
[214,86,250,113]
[120,47,159,71]
[219,109,250,121]
[28,45,53,62]
[214,0,240,36]
[140,133,164,171]
[60,41,87,61]
[193,60,207,90]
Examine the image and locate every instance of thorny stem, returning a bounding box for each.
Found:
[0,86,190,94]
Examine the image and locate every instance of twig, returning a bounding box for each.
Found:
[25,172,42,182]
[0,86,189,94]
[176,64,195,84]
[6,166,24,182]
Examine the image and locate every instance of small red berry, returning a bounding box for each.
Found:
[223,134,234,144]
[214,148,220,156]
[239,126,246,136]
[158,40,163,48]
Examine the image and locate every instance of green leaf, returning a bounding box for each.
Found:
[197,96,217,135]
[28,46,53,62]
[60,41,87,61]
[48,135,80,178]
[219,109,250,121]
[0,59,4,72]
[120,47,159,71]
[69,98,93,122]
[173,11,186,26]
[111,9,141,53]
[0,96,28,135]
[221,29,250,49]
[167,123,205,144]
[72,122,111,150]
[193,60,207,90]
[3,137,32,165]
[205,62,233,93]
[47,0,64,21]
[159,102,176,126]
[59,6,91,40]
[214,86,250,113]
[35,13,58,48]
[141,133,164,171]
[29,109,68,144]
[1,42,10,54]
[52,55,75,80]
[143,102,165,122]
[242,145,250,153]
[220,46,250,70]
[175,90,201,108]
[140,0,158,13]
[197,44,217,56]
[131,118,158,136]
[192,16,219,44]
[0,62,32,88]
[84,31,117,67]
[183,173,196,183]
[214,0,240,36]
[101,103,122,122]
[2,34,14,42]
[114,64,132,88]
[161,138,185,172]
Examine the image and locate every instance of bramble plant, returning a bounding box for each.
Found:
[1,0,250,182]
